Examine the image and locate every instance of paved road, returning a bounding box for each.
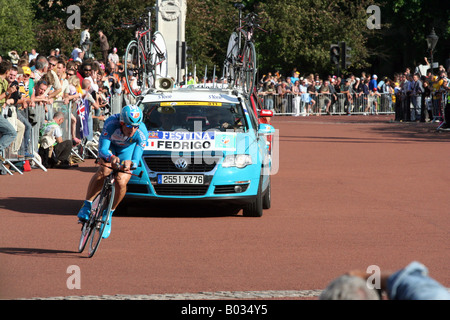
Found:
[1,115,449,300]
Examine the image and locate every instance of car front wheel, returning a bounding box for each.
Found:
[243,176,263,217]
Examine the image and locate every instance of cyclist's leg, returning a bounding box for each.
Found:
[77,157,113,221]
[101,169,131,239]
[111,146,134,210]
[112,171,132,209]
[86,160,113,200]
[100,166,131,239]
[100,145,133,238]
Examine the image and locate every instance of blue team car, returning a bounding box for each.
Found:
[124,86,275,217]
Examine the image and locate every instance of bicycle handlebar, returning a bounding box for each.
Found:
[232,9,268,33]
[242,12,268,28]
[119,23,137,29]
[96,159,143,178]
[117,7,155,30]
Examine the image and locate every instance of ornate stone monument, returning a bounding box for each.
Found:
[156,0,187,83]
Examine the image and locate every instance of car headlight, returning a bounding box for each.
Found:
[222,154,253,168]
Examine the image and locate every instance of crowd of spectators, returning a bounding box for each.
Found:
[1,26,450,174]
[0,30,131,174]
[257,60,450,121]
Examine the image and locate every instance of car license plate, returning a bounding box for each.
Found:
[158,174,204,184]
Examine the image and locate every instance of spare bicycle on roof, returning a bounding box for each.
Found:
[224,3,268,96]
[121,6,168,98]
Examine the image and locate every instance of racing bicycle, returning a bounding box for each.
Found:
[224,3,267,95]
[78,161,142,258]
[122,6,168,98]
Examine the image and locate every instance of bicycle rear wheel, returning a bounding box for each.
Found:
[124,40,146,98]
[225,32,239,87]
[242,42,257,95]
[87,184,115,258]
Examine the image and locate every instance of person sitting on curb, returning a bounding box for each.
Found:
[39,111,77,169]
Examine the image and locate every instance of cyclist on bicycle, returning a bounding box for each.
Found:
[77,104,148,239]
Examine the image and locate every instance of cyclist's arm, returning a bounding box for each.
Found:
[98,115,120,164]
[130,128,148,170]
[129,146,143,170]
[98,131,120,167]
[98,137,114,162]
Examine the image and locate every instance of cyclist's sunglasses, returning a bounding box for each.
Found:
[121,122,139,129]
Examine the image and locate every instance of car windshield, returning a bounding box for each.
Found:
[140,102,247,132]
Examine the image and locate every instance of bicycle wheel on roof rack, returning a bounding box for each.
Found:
[149,31,168,89]
[124,40,147,98]
[225,32,239,88]
[242,42,257,95]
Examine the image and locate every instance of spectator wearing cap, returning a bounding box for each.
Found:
[20,66,34,100]
[187,72,196,85]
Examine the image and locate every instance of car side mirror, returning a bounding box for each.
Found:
[258,123,275,135]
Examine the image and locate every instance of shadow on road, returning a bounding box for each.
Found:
[118,201,242,218]
[0,247,77,258]
[1,197,243,218]
[279,118,449,144]
[1,197,80,216]
[369,122,450,142]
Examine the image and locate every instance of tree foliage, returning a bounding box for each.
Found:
[2,1,447,79]
[185,0,235,78]
[256,0,373,77]
[184,0,375,78]
[0,0,36,55]
[31,0,151,59]
[371,0,450,73]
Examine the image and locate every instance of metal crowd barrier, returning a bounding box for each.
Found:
[393,91,448,122]
[257,92,396,116]
[0,102,61,175]
[1,105,27,174]
[1,91,125,175]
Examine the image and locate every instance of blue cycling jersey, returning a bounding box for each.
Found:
[98,114,148,169]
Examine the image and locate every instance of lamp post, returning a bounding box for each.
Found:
[426,28,439,76]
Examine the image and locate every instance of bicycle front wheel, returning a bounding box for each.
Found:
[242,42,257,95]
[87,184,115,258]
[124,40,146,98]
[78,217,92,253]
[149,31,168,88]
